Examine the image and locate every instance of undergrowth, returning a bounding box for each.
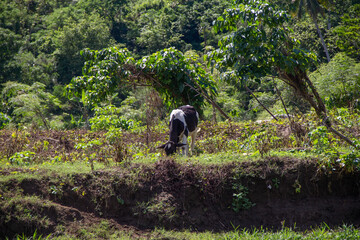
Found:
[0,109,359,173]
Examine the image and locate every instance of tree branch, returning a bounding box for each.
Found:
[183,82,231,120]
[245,85,278,121]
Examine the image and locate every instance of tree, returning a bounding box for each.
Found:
[1,81,62,129]
[8,51,57,87]
[292,0,332,62]
[209,0,357,147]
[66,47,224,120]
[333,4,360,61]
[51,10,115,85]
[135,8,184,55]
[0,28,23,85]
[311,52,360,110]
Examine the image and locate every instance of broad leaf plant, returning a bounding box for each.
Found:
[208,0,357,148]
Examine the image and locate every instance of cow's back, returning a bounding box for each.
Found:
[178,105,198,132]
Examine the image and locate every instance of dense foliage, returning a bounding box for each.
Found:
[0,0,359,130]
[66,47,216,113]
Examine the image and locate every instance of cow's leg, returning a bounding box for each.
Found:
[189,127,199,155]
[180,134,188,156]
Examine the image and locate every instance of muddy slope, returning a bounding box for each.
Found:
[1,157,360,238]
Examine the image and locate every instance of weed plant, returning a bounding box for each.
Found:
[0,108,359,173]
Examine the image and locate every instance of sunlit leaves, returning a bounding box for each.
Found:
[209,0,317,84]
[136,47,216,109]
[66,47,134,106]
[67,47,217,111]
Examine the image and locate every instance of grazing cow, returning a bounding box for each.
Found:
[158,105,200,156]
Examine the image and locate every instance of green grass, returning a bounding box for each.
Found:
[14,225,360,240]
[0,160,113,183]
[0,148,323,184]
[148,225,360,239]
[173,148,319,166]
[178,151,257,165]
[1,195,53,232]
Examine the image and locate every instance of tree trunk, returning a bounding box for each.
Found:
[279,71,357,148]
[314,19,331,63]
[211,104,217,123]
[35,107,49,130]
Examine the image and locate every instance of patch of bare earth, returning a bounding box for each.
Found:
[1,157,360,238]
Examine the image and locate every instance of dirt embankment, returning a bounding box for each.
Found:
[1,157,360,238]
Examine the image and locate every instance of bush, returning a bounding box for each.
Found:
[89,105,141,131]
[9,151,36,166]
[0,112,11,129]
[311,53,360,110]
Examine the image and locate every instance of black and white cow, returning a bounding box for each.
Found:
[158,105,199,156]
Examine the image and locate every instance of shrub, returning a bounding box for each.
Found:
[311,53,360,110]
[0,112,11,129]
[9,151,36,166]
[89,105,141,131]
[232,183,255,212]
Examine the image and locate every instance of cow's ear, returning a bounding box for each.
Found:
[176,143,186,148]
[158,142,173,149]
[157,143,167,149]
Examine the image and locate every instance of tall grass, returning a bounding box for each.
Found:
[17,224,359,239]
[150,225,360,240]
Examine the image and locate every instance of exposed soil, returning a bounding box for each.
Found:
[1,157,360,239]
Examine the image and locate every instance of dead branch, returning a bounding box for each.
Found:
[245,85,278,121]
[184,82,231,120]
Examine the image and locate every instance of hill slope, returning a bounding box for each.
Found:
[1,157,359,238]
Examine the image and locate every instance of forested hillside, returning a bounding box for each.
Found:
[1,1,360,239]
[0,0,359,128]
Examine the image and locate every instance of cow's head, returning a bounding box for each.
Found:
[158,141,186,156]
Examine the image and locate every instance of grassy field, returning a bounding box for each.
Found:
[1,109,360,239]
